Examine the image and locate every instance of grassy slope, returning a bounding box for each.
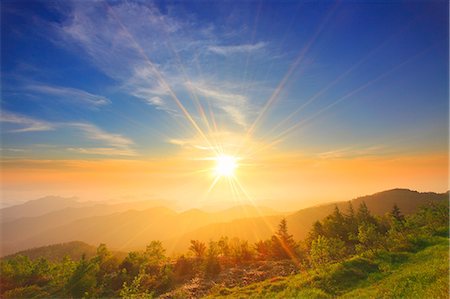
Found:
[206,237,449,299]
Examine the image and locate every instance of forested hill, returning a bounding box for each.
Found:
[1,188,446,257]
[168,189,448,253]
[1,241,98,262]
[0,197,447,298]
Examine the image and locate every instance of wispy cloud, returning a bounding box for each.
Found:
[68,122,134,149]
[1,110,136,156]
[0,111,55,132]
[189,82,250,127]
[0,148,28,153]
[67,147,136,156]
[168,138,213,151]
[317,145,387,159]
[27,84,110,106]
[48,1,189,115]
[167,131,267,156]
[46,2,264,116]
[123,65,177,113]
[208,42,266,56]
[39,1,270,136]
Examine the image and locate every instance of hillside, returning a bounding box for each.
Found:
[0,196,86,223]
[2,189,446,256]
[1,204,279,256]
[1,241,98,262]
[1,195,447,299]
[0,200,176,251]
[166,189,448,253]
[204,237,449,298]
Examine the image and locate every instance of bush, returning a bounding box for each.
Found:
[173,255,194,283]
[311,256,379,294]
[204,255,221,278]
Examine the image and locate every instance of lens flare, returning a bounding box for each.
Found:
[214,155,238,177]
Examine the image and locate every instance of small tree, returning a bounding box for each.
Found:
[203,241,221,278]
[94,243,120,296]
[173,255,194,283]
[255,240,273,260]
[119,252,145,279]
[217,237,230,257]
[306,221,325,250]
[66,255,98,298]
[217,236,231,265]
[310,235,345,267]
[390,204,405,223]
[343,202,359,252]
[189,240,206,260]
[357,202,379,226]
[144,241,167,274]
[95,244,111,263]
[271,218,297,260]
[356,222,384,253]
[229,238,254,264]
[119,270,153,299]
[323,206,348,241]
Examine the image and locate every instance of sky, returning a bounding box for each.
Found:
[1,0,448,210]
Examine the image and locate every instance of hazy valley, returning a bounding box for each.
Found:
[2,188,446,257]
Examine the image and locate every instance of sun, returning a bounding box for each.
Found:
[214,155,238,177]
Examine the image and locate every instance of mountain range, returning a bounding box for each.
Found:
[1,189,447,257]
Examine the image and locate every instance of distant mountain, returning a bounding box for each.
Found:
[1,205,280,256]
[1,241,98,262]
[0,196,87,223]
[1,189,446,257]
[1,200,179,246]
[350,188,448,214]
[166,189,448,253]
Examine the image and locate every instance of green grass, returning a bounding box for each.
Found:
[340,238,449,298]
[205,237,449,299]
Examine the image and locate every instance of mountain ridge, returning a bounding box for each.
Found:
[1,188,446,256]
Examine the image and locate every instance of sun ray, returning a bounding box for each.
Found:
[259,19,418,141]
[240,43,437,160]
[103,1,220,156]
[235,3,340,158]
[206,175,221,196]
[240,0,263,98]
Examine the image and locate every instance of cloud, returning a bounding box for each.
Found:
[148,96,164,106]
[167,131,270,157]
[208,42,266,56]
[0,111,55,132]
[48,1,193,115]
[168,138,188,146]
[67,147,136,156]
[41,1,266,132]
[122,65,176,113]
[27,84,110,106]
[168,137,213,151]
[68,122,134,149]
[1,110,136,156]
[188,82,250,127]
[53,1,184,83]
[317,145,387,159]
[0,148,27,153]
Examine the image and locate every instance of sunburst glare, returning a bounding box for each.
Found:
[214,155,238,177]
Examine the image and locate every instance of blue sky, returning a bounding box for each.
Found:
[1,0,448,160]
[1,0,448,207]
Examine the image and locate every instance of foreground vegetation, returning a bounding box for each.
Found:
[1,201,448,298]
[205,236,448,298]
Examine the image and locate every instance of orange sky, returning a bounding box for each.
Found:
[2,149,447,210]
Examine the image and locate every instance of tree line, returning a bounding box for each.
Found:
[1,201,448,298]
